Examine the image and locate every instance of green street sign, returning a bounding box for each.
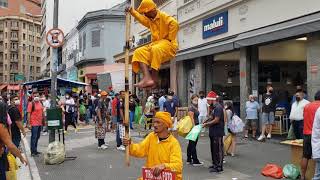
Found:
[14,74,25,81]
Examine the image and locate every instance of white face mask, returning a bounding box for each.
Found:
[14,100,20,105]
[192,100,198,105]
[34,97,40,102]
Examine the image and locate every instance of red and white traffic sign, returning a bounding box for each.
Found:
[46,28,65,48]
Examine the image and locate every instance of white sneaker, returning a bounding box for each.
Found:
[42,132,48,136]
[117,145,125,151]
[267,133,272,139]
[257,135,265,141]
[192,162,204,167]
[101,144,108,150]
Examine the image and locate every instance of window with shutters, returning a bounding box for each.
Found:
[91,30,100,47]
[83,33,86,50]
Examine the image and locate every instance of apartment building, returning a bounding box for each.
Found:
[0,0,42,92]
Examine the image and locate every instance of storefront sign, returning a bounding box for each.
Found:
[142,168,176,180]
[203,11,228,39]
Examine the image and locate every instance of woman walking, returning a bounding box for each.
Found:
[64,93,78,134]
[225,102,237,157]
[187,94,203,166]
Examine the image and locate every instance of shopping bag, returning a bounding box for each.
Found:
[95,124,106,139]
[229,115,245,133]
[283,164,300,179]
[261,164,283,179]
[6,153,18,180]
[139,114,146,125]
[287,124,296,140]
[177,116,193,137]
[224,134,232,155]
[185,125,202,142]
[44,141,65,165]
[135,106,142,124]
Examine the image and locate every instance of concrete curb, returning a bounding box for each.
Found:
[21,136,41,180]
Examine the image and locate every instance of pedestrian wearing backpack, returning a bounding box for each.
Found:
[27,92,44,157]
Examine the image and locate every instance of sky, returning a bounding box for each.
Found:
[56,0,125,34]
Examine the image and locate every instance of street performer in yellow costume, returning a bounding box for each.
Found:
[123,112,183,180]
[126,0,179,88]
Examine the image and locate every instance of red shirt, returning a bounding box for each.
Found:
[303,101,320,135]
[27,102,44,126]
[111,98,118,116]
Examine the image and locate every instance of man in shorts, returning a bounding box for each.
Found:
[244,95,260,138]
[258,86,277,141]
[300,91,320,180]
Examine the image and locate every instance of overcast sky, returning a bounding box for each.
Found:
[57,0,125,33]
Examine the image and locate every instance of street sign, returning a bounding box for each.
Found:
[14,74,24,81]
[47,108,63,130]
[46,28,65,48]
[142,168,176,180]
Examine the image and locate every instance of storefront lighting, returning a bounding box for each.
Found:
[227,77,233,84]
[296,37,307,41]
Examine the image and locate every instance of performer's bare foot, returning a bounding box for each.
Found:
[134,77,155,88]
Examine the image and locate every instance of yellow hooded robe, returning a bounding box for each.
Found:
[130,0,179,73]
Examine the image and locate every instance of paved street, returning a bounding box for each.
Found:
[20,125,291,180]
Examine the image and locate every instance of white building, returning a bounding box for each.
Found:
[62,27,79,81]
[40,0,53,78]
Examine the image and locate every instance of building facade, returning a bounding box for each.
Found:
[74,3,126,93]
[62,27,79,81]
[175,0,320,119]
[0,0,42,93]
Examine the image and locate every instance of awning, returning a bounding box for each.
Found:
[234,12,320,48]
[175,37,236,61]
[0,85,7,90]
[7,85,20,91]
[23,78,88,87]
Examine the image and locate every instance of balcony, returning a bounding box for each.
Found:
[10,47,18,52]
[11,26,19,31]
[10,69,18,73]
[10,58,19,62]
[10,37,18,41]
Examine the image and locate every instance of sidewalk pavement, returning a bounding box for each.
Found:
[20,125,291,180]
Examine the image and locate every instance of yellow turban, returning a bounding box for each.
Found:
[154,112,172,128]
[137,0,157,14]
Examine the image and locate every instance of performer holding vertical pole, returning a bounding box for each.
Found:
[125,0,179,89]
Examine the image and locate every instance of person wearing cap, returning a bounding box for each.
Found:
[123,111,182,180]
[203,91,225,173]
[96,91,109,150]
[125,0,179,89]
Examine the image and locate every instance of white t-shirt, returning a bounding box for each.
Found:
[289,99,310,120]
[65,98,75,113]
[198,98,208,116]
[43,99,51,116]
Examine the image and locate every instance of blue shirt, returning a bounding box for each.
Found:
[245,101,260,120]
[164,100,178,117]
[158,96,166,111]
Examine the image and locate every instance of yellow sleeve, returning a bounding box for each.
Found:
[167,17,179,42]
[129,133,150,158]
[130,8,150,28]
[163,140,183,174]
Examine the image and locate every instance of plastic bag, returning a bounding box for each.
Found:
[229,115,245,133]
[185,125,202,141]
[177,116,193,137]
[6,153,18,180]
[261,164,283,179]
[224,134,232,155]
[283,164,300,179]
[44,141,65,165]
[79,104,86,115]
[287,124,296,140]
[135,106,142,124]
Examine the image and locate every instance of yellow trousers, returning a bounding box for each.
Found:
[132,39,177,73]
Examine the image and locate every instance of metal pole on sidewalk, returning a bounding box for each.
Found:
[49,0,59,143]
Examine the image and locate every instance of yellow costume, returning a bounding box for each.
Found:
[130,0,179,73]
[130,132,183,180]
[129,112,182,180]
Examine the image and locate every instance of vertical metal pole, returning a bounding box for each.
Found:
[124,0,131,167]
[49,0,59,143]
